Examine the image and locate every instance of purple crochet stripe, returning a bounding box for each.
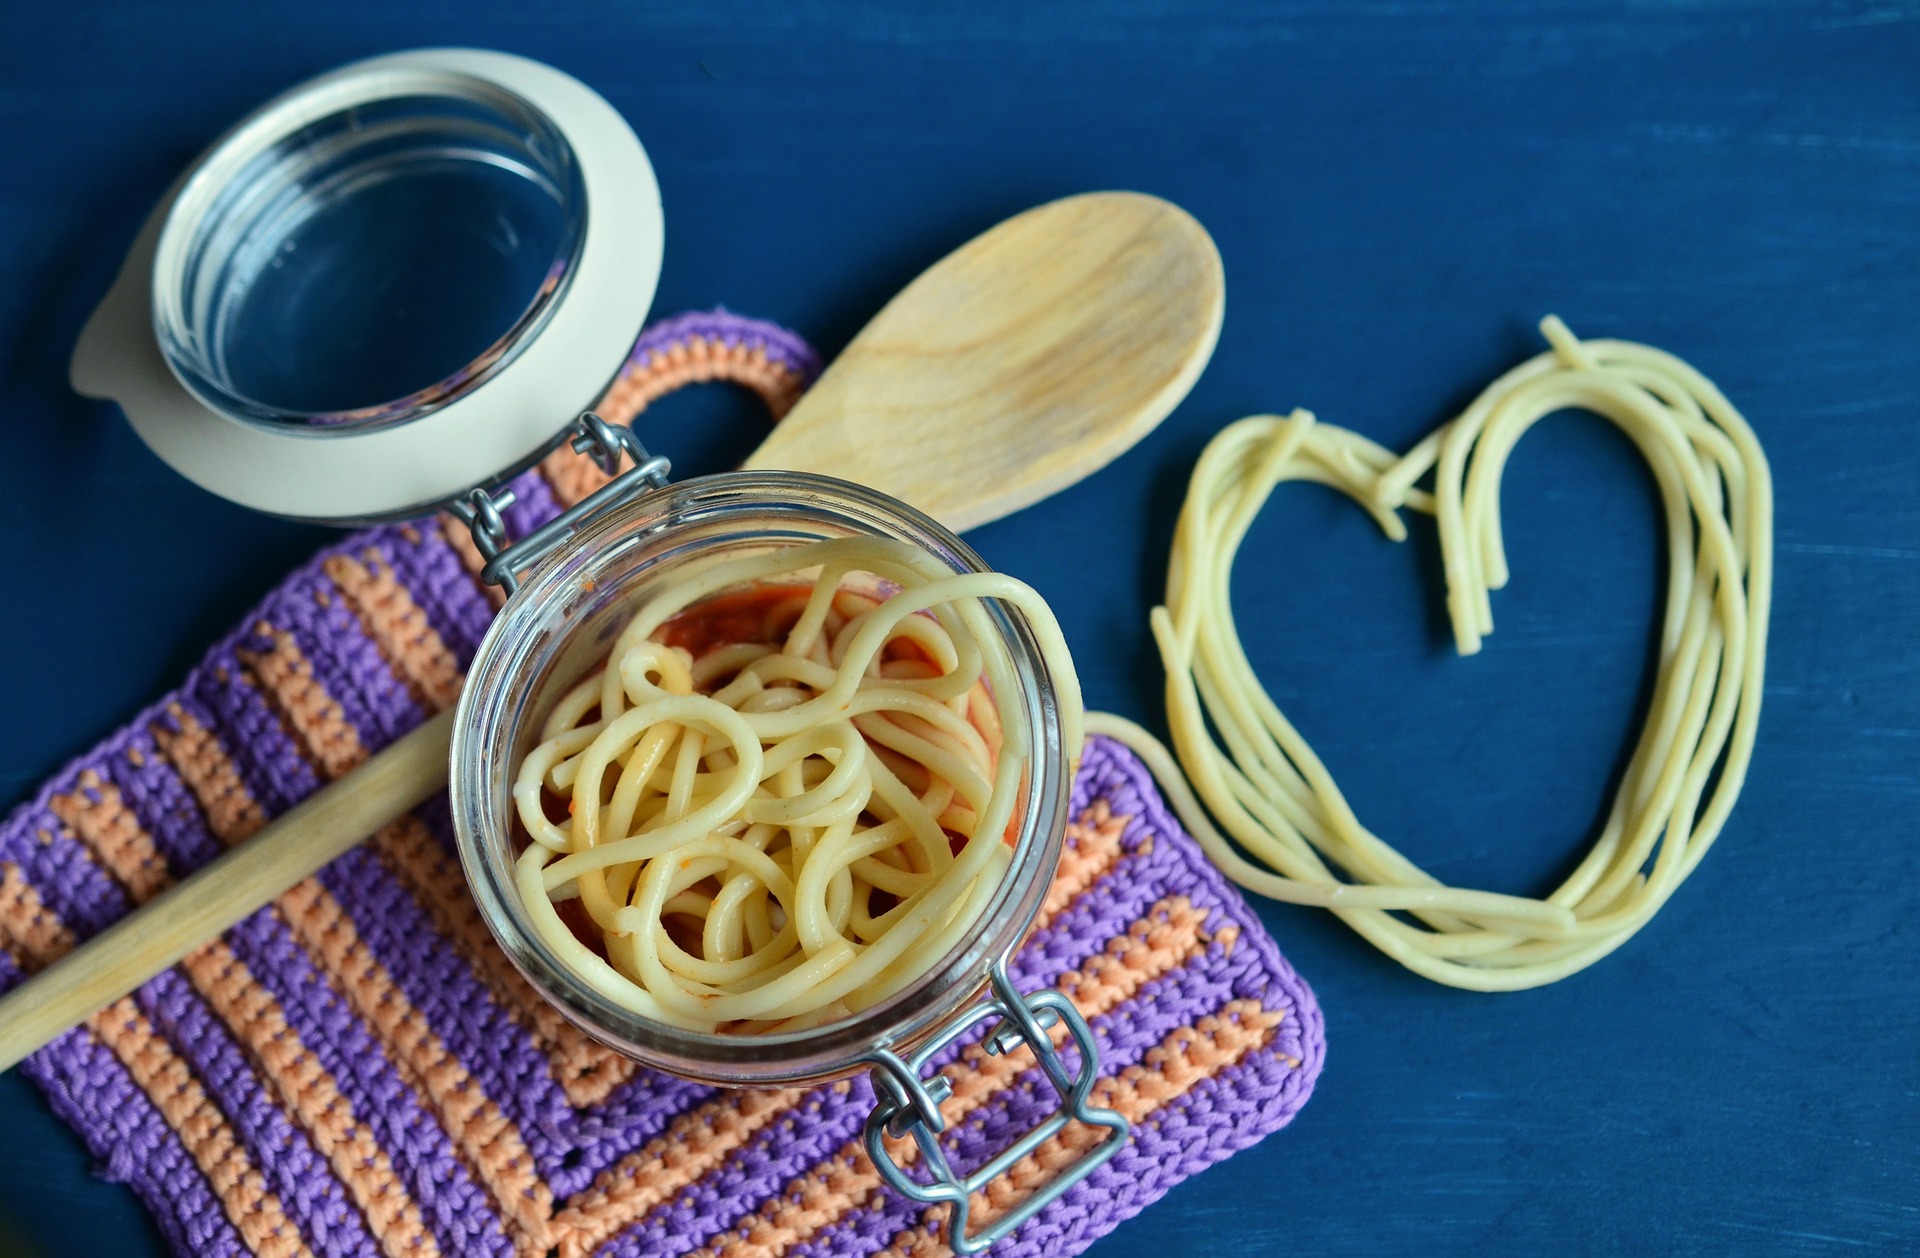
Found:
[360,521,496,664]
[0,311,1323,1258]
[101,725,225,873]
[220,900,514,1258]
[0,804,130,941]
[133,965,376,1258]
[627,308,824,379]
[607,735,1318,1258]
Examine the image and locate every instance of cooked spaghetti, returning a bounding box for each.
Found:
[1091,317,1773,990]
[513,536,1080,1033]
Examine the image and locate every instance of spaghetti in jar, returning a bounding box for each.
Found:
[451,472,1080,1085]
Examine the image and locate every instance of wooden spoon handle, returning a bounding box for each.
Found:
[0,708,455,1073]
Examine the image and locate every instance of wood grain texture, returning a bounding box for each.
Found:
[744,191,1222,533]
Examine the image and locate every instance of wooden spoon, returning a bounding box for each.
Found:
[0,190,1222,1072]
[746,191,1222,530]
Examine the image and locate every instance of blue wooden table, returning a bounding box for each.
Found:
[2,2,1916,1254]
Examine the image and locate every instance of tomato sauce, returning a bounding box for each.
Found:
[655,584,809,658]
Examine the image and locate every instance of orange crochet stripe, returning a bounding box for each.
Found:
[153,703,268,843]
[180,938,442,1258]
[276,872,554,1256]
[0,863,76,973]
[688,892,1216,1258]
[596,335,807,428]
[551,1086,819,1258]
[370,815,640,1108]
[53,716,440,1258]
[238,623,368,779]
[557,802,1139,1258]
[875,999,1288,1258]
[0,867,312,1258]
[49,771,170,902]
[322,551,464,712]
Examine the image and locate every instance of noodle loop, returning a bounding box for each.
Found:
[1092,317,1772,991]
[515,537,1081,1032]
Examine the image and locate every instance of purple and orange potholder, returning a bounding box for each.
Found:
[0,311,1323,1258]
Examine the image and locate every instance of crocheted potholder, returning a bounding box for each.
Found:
[0,311,1323,1258]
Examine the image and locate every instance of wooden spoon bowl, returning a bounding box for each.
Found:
[748,191,1223,531]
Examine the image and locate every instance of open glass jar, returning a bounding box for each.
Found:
[450,468,1128,1252]
[74,48,1127,1253]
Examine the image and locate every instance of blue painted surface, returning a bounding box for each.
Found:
[1,2,1916,1255]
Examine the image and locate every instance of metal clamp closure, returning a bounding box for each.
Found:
[449,412,671,595]
[863,959,1129,1254]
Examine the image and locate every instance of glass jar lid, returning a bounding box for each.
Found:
[69,48,663,524]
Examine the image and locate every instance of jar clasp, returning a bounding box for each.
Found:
[863,958,1129,1254]
[450,412,671,595]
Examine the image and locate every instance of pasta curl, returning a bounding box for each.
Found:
[516,537,1079,1032]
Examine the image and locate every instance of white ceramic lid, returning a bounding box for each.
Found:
[70,48,664,524]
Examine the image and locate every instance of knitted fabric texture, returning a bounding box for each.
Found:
[0,309,1323,1258]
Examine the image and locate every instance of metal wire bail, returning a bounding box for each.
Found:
[862,958,1129,1254]
[448,412,672,595]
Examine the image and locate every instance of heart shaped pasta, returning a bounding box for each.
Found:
[1090,317,1773,990]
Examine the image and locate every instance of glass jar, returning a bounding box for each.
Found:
[448,470,1126,1251]
[74,46,1128,1248]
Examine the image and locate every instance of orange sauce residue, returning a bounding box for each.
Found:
[655,584,810,658]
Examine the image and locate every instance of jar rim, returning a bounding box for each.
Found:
[448,471,1071,1085]
[150,68,588,433]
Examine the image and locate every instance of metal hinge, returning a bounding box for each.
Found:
[448,412,671,595]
